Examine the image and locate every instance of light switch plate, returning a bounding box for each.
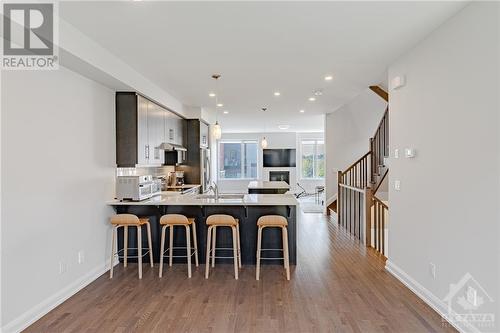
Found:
[394,180,401,191]
[394,149,399,159]
[405,148,416,158]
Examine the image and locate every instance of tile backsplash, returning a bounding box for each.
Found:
[116,166,175,177]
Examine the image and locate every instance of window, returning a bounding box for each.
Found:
[218,140,258,179]
[301,139,325,179]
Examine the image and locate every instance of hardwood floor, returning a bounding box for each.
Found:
[26,212,456,333]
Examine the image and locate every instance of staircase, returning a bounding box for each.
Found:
[334,86,389,257]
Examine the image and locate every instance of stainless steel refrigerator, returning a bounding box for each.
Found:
[201,148,211,193]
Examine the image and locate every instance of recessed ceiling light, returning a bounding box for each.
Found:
[217,103,224,107]
[324,75,333,81]
[274,91,281,96]
[209,92,216,97]
[223,110,229,114]
[308,97,316,101]
[278,125,290,130]
[299,109,305,113]
[314,90,323,96]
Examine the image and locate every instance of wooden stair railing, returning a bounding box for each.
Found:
[370,107,389,184]
[336,86,389,257]
[337,152,371,242]
[370,195,388,257]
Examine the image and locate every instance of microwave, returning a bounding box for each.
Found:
[116,175,160,201]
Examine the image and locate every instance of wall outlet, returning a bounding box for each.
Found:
[78,250,85,264]
[467,286,478,307]
[394,180,401,191]
[59,262,67,274]
[429,263,436,279]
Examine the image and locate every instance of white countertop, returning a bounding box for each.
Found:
[247,181,290,189]
[165,184,200,189]
[107,193,298,206]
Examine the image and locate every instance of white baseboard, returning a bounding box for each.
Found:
[385,261,480,333]
[2,260,115,333]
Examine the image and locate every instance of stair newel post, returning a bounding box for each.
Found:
[364,186,373,247]
[337,170,343,225]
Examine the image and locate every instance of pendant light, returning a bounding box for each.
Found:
[261,136,268,149]
[212,74,222,140]
[261,107,268,148]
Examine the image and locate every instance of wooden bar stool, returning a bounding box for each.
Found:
[256,215,290,281]
[205,214,241,280]
[159,214,199,278]
[109,214,153,279]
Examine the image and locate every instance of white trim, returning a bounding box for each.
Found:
[2,260,117,333]
[325,194,337,207]
[385,261,481,333]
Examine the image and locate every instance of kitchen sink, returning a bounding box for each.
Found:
[196,194,245,200]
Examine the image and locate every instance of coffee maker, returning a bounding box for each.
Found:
[169,171,185,186]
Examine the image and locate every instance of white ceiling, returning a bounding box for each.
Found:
[60,1,466,133]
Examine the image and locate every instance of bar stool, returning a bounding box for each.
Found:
[256,215,290,281]
[109,214,153,279]
[159,214,199,278]
[205,214,241,280]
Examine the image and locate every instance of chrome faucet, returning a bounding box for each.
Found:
[209,181,219,200]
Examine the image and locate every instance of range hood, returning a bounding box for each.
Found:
[157,143,187,151]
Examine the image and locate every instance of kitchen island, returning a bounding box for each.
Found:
[247,181,291,194]
[107,194,298,265]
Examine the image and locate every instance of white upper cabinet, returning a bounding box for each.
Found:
[147,101,165,165]
[136,95,150,166]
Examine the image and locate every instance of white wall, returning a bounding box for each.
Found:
[1,67,116,332]
[387,3,499,332]
[217,132,324,194]
[324,88,387,203]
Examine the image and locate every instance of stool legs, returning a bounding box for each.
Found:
[282,226,290,281]
[205,226,213,279]
[159,225,167,278]
[169,226,174,267]
[211,226,216,267]
[256,226,262,280]
[123,226,128,267]
[109,225,117,279]
[192,222,199,267]
[256,226,290,281]
[137,225,143,279]
[160,223,197,278]
[186,225,192,278]
[205,224,240,280]
[236,224,242,268]
[109,222,153,280]
[232,226,238,280]
[146,223,154,268]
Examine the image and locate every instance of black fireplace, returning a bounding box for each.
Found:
[269,171,290,184]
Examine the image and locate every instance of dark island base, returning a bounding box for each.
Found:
[248,188,289,194]
[113,205,296,265]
